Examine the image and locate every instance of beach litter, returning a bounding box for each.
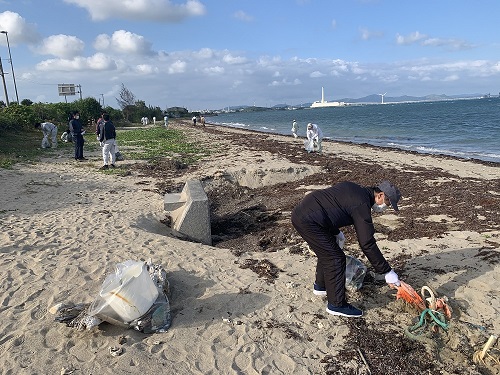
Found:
[393,281,453,345]
[345,255,367,291]
[50,259,171,334]
[473,334,499,367]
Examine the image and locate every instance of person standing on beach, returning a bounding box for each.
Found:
[69,111,86,161]
[291,180,402,317]
[200,116,206,127]
[192,116,197,126]
[99,113,117,169]
[291,120,299,138]
[305,123,323,153]
[164,115,168,127]
[34,121,58,148]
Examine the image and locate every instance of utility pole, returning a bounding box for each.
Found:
[1,31,19,104]
[100,93,104,107]
[0,57,9,107]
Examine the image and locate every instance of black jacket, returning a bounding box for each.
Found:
[69,118,83,136]
[292,181,391,273]
[99,120,116,142]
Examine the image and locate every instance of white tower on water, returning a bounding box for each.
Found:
[378,92,387,104]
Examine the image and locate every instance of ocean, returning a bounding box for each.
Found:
[210,97,500,164]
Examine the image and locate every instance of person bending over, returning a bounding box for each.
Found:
[291,180,402,317]
[34,121,58,148]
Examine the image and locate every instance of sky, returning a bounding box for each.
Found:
[0,0,499,110]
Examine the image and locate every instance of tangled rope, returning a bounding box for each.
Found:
[473,335,499,367]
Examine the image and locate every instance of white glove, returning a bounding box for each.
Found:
[81,130,86,135]
[335,231,345,249]
[385,269,400,286]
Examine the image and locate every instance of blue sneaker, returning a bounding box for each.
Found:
[326,303,363,317]
[313,283,327,296]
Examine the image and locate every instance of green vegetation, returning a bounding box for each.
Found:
[118,126,210,164]
[0,129,73,169]
[0,124,211,170]
[0,83,206,169]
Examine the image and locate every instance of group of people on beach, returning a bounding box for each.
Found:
[35,110,118,170]
[35,114,403,319]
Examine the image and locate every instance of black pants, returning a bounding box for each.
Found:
[74,134,84,159]
[291,210,346,306]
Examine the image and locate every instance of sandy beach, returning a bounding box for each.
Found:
[0,120,499,375]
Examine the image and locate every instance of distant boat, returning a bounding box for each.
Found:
[310,87,346,108]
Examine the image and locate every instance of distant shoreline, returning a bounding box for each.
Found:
[200,120,499,168]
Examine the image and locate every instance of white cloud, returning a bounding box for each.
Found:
[34,35,85,58]
[443,74,459,82]
[63,0,206,22]
[194,48,215,59]
[269,78,301,86]
[223,53,247,64]
[359,27,383,40]
[310,71,325,78]
[168,60,186,74]
[422,38,474,51]
[203,66,224,75]
[36,53,117,71]
[135,64,158,74]
[396,31,427,45]
[233,10,253,22]
[94,30,154,55]
[0,11,40,45]
[396,31,472,51]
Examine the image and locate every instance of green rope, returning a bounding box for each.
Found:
[408,308,449,334]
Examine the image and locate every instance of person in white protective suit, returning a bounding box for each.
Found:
[34,122,58,148]
[305,123,323,153]
[291,119,299,138]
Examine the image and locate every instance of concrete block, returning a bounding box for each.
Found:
[164,180,212,245]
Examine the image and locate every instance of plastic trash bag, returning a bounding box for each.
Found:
[53,260,172,333]
[61,131,73,143]
[345,255,367,291]
[131,261,172,333]
[304,138,320,152]
[304,138,315,152]
[88,260,159,324]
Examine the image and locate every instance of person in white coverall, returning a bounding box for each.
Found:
[305,123,323,153]
[34,122,58,148]
[291,120,299,138]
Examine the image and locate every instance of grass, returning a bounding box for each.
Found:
[0,129,73,169]
[117,126,210,164]
[0,124,211,169]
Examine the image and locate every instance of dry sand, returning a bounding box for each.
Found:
[0,121,499,374]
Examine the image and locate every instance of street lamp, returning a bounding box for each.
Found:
[1,30,19,104]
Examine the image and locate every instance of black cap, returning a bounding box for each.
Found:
[377,180,402,211]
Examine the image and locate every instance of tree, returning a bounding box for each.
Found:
[21,99,33,106]
[116,83,136,121]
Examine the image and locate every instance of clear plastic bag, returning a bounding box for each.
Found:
[345,255,367,291]
[88,260,159,323]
